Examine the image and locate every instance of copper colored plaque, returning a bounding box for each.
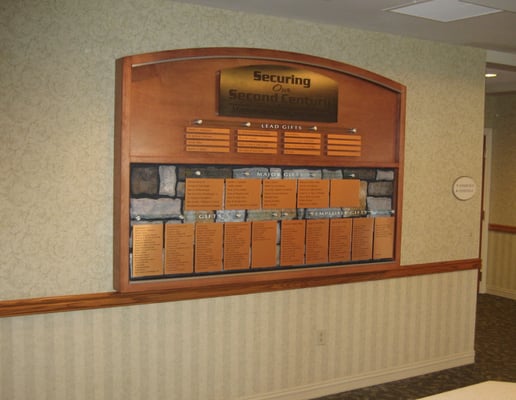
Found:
[329,179,361,208]
[185,178,225,211]
[284,132,322,153]
[351,218,374,261]
[185,126,230,153]
[224,222,251,271]
[185,127,230,134]
[280,220,306,266]
[297,179,330,208]
[251,221,278,268]
[237,129,278,154]
[186,139,230,147]
[373,217,395,260]
[132,224,164,277]
[262,179,297,209]
[237,147,278,154]
[326,134,362,157]
[165,223,194,274]
[284,132,321,139]
[186,146,230,153]
[186,133,230,140]
[237,129,278,138]
[283,149,321,156]
[305,219,329,264]
[225,179,262,210]
[329,218,352,262]
[195,223,223,272]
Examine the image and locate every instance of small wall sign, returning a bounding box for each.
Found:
[452,176,476,201]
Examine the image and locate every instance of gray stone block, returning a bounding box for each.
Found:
[246,209,296,221]
[159,165,177,196]
[305,208,343,219]
[360,180,368,208]
[130,198,182,219]
[216,210,246,222]
[368,181,394,196]
[269,168,282,179]
[233,167,270,179]
[342,168,376,180]
[322,169,343,179]
[165,220,183,225]
[283,169,322,179]
[342,208,367,217]
[131,165,158,195]
[183,211,217,223]
[178,166,232,179]
[376,170,394,181]
[176,181,185,198]
[366,197,392,211]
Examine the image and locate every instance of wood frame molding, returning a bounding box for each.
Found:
[0,258,480,318]
[114,47,406,293]
[489,224,516,234]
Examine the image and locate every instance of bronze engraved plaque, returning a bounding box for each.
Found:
[219,65,338,122]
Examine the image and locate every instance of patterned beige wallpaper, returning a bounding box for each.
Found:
[0,0,485,300]
[485,93,516,225]
[0,270,478,400]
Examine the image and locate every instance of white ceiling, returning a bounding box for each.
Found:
[175,0,516,93]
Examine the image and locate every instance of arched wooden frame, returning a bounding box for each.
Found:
[114,47,406,294]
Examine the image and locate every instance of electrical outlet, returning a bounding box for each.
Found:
[316,329,327,346]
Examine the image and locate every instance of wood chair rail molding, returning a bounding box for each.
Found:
[489,224,516,234]
[0,259,480,318]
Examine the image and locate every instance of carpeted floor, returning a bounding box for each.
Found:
[313,294,516,400]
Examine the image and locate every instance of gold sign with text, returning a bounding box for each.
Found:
[219,65,338,122]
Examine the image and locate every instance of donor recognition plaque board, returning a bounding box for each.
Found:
[114,48,405,294]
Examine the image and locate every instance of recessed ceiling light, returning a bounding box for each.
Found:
[485,73,498,78]
[387,0,502,22]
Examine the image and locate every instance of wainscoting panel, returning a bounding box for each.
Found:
[487,230,516,300]
[0,269,478,400]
